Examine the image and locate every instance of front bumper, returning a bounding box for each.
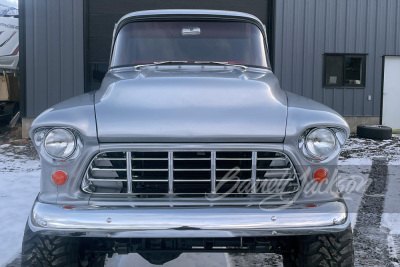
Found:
[28,200,349,238]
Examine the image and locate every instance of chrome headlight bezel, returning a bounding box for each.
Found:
[299,127,347,162]
[33,127,83,161]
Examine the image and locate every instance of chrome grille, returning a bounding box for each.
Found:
[82,150,300,196]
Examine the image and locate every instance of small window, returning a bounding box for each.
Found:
[324,54,366,87]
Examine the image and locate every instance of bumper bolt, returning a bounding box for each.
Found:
[106,218,112,223]
[272,231,277,235]
[271,216,277,222]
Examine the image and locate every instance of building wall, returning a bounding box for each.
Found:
[274,0,400,116]
[22,0,400,118]
[23,0,84,117]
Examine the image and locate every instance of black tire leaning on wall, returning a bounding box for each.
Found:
[357,125,392,140]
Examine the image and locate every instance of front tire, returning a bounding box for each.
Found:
[284,226,354,267]
[21,224,106,267]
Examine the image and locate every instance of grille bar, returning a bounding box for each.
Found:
[257,157,286,160]
[175,179,212,182]
[132,158,169,160]
[216,168,252,171]
[251,152,257,193]
[132,169,169,171]
[174,169,212,171]
[126,152,132,193]
[211,151,216,194]
[257,168,292,171]
[216,158,252,160]
[96,158,126,161]
[174,158,211,161]
[83,150,300,196]
[168,151,173,194]
[88,178,127,182]
[216,179,297,182]
[91,168,127,171]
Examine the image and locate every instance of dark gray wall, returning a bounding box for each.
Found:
[23,0,400,118]
[274,0,400,116]
[24,0,84,117]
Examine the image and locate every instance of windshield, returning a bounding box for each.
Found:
[111,20,269,68]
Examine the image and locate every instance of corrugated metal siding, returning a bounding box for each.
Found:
[274,0,400,116]
[24,0,84,117]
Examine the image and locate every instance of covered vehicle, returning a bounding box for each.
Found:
[22,10,353,267]
[0,15,18,71]
[0,4,19,123]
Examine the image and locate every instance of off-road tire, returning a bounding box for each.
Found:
[284,226,354,267]
[357,125,392,140]
[21,224,105,267]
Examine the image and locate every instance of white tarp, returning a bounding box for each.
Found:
[0,0,18,17]
[0,4,17,17]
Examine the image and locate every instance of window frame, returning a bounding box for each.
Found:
[110,15,272,71]
[110,20,269,69]
[323,53,367,88]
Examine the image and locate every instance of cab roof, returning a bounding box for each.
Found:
[116,9,264,29]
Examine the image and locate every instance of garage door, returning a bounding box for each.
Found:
[85,0,274,91]
[382,56,400,129]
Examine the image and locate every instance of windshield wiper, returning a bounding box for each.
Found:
[134,60,247,71]
[135,61,188,70]
[194,61,248,71]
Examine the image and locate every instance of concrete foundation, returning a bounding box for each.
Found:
[22,117,35,139]
[344,116,381,133]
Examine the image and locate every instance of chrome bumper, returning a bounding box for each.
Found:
[29,200,349,238]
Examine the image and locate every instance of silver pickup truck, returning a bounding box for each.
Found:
[22,9,354,267]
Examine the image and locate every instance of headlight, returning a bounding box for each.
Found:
[299,128,344,162]
[44,128,76,159]
[305,128,336,159]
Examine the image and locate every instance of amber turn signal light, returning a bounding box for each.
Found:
[52,171,68,185]
[313,169,328,183]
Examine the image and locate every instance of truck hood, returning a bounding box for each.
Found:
[94,67,288,142]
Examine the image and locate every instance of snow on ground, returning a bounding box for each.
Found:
[0,143,40,267]
[382,164,400,240]
[351,135,400,238]
[339,134,400,231]
[343,134,400,265]
[383,213,400,235]
[105,252,228,267]
[340,133,400,164]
